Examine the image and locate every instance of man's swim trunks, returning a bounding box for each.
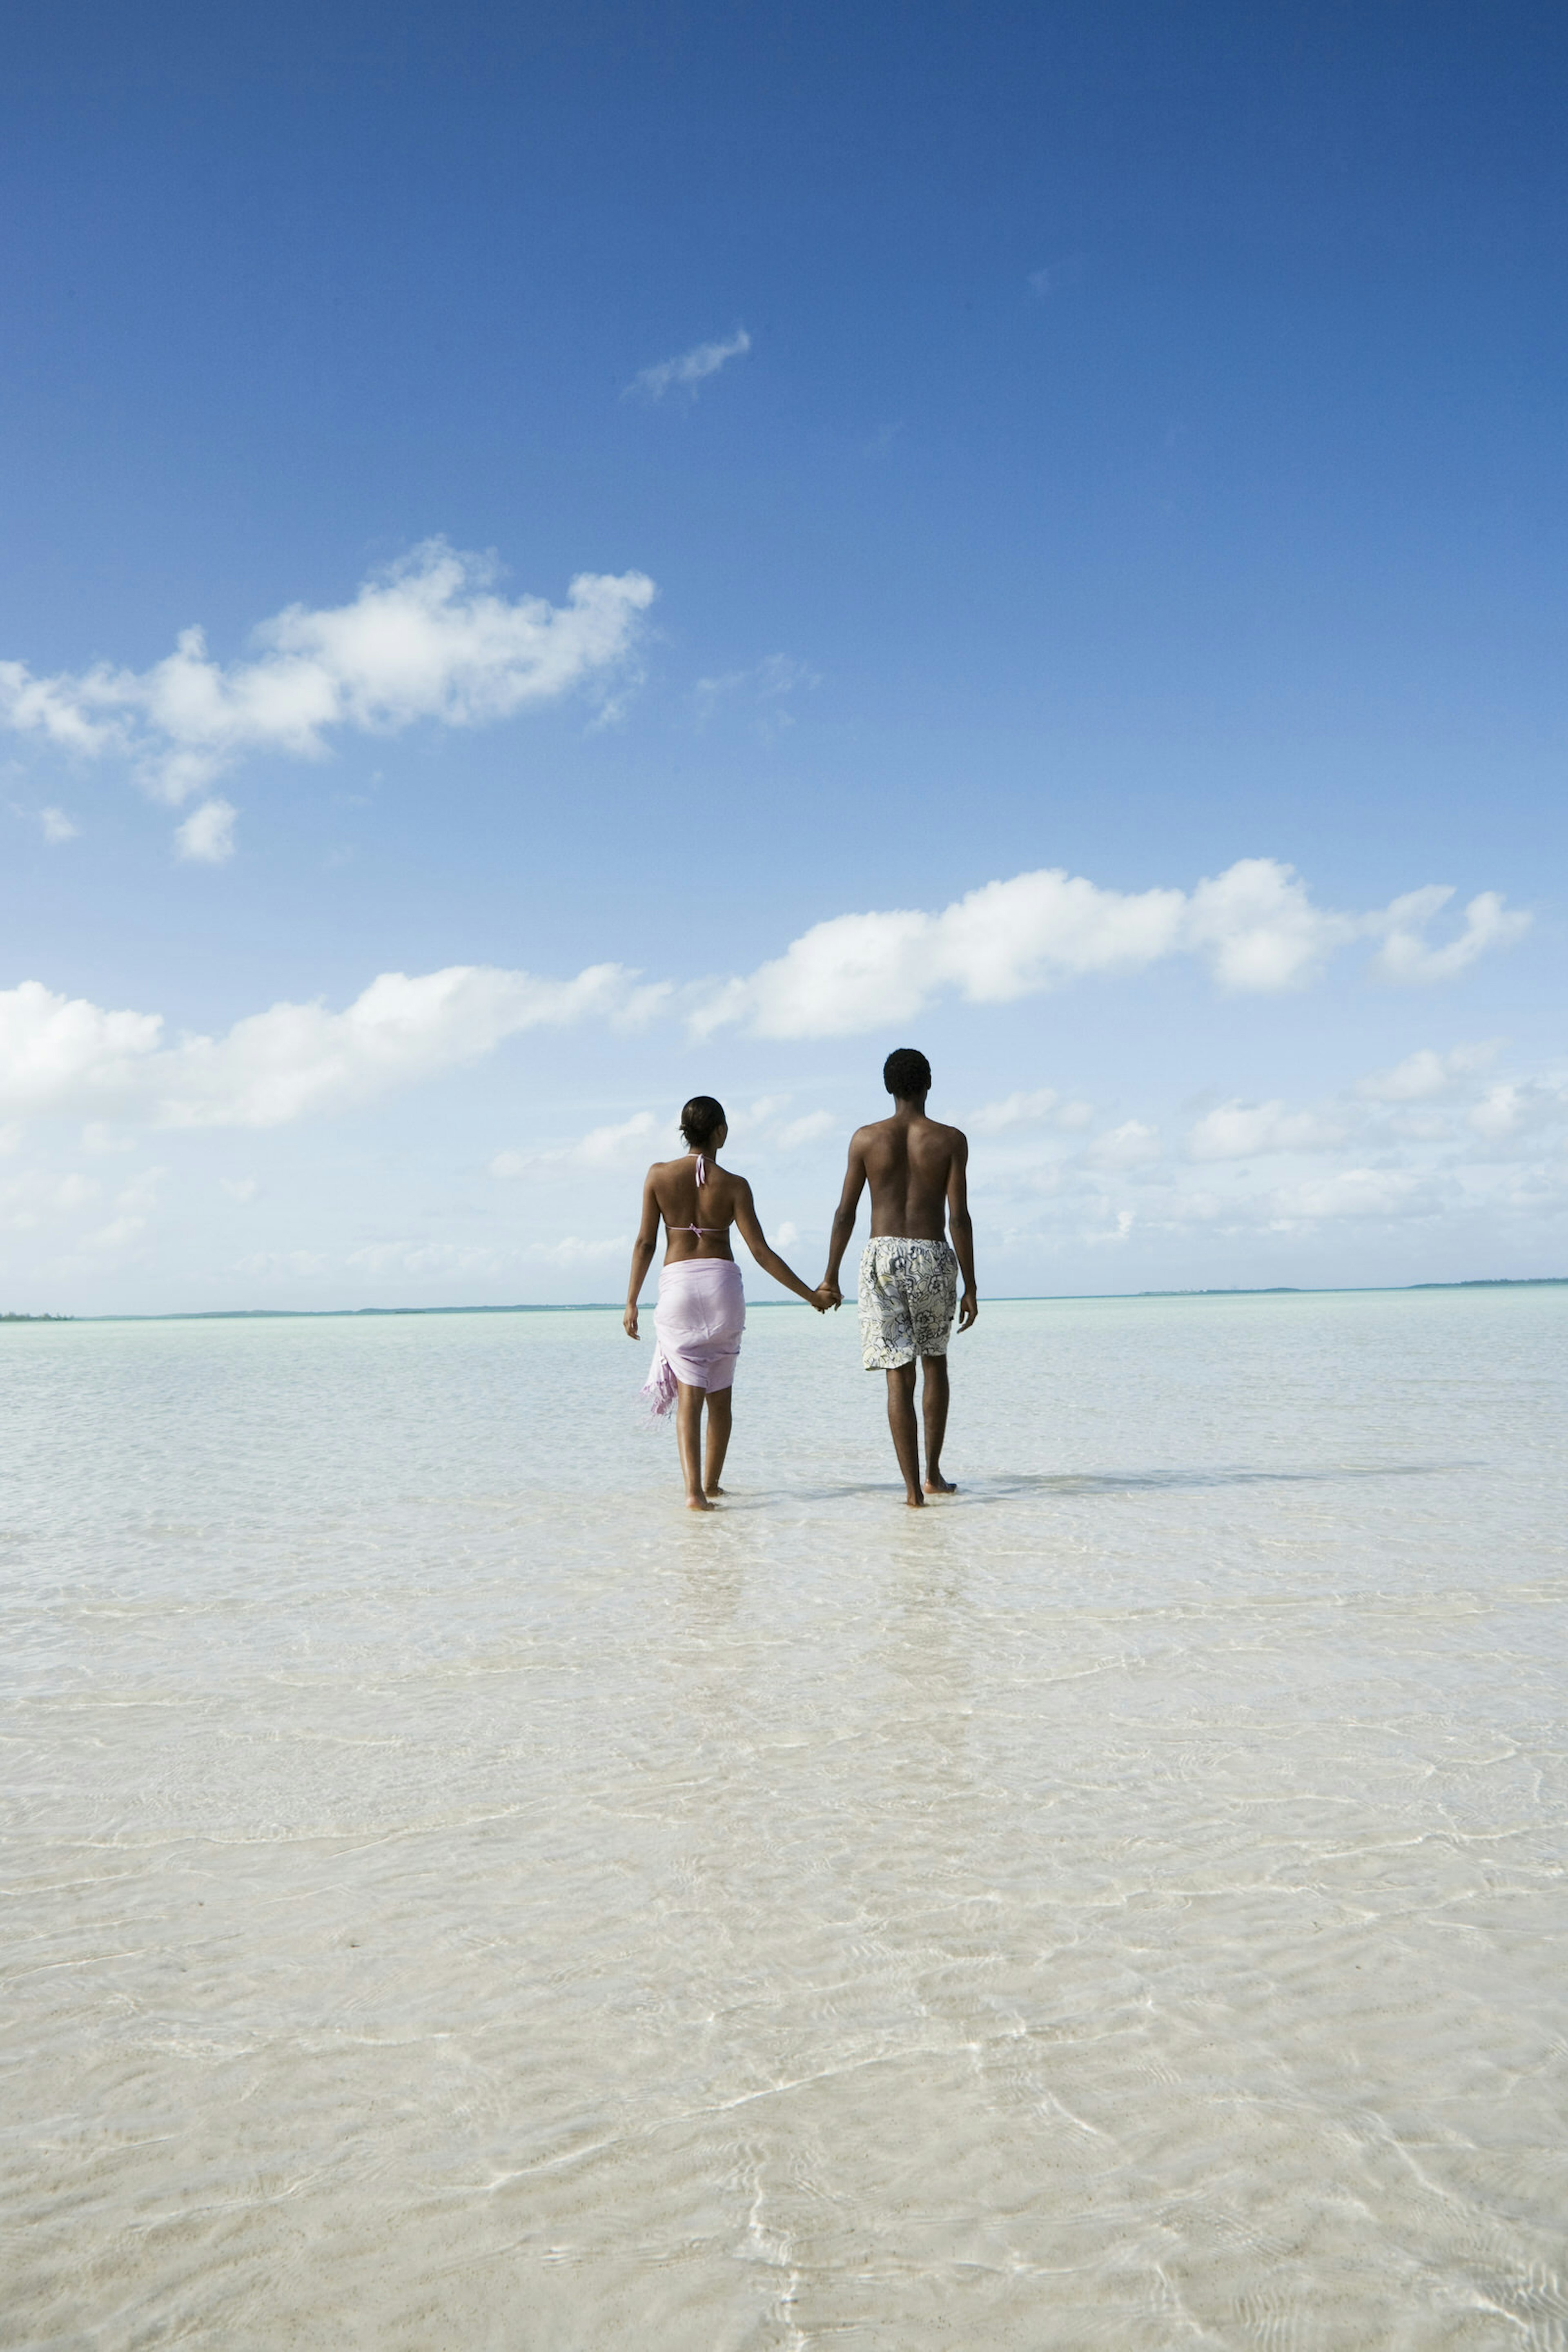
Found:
[858,1236,959,1370]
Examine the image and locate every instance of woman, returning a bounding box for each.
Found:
[624,1095,828,1509]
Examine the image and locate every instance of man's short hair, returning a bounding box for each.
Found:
[883,1048,931,1102]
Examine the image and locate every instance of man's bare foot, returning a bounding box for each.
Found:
[924,1472,957,1494]
[904,1490,925,1508]
[704,1484,726,1497]
[686,1493,715,1512]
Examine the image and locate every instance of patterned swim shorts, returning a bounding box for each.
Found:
[858,1236,959,1370]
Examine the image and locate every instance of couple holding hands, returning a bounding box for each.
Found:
[624,1048,978,1510]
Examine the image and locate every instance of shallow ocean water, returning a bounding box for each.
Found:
[2,1288,1566,2349]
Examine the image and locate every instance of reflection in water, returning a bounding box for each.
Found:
[1,1290,1566,2349]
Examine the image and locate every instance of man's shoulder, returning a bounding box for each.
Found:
[919,1116,968,1147]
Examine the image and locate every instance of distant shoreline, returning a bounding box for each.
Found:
[4,1276,1566,1325]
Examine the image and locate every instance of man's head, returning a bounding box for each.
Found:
[883,1047,931,1103]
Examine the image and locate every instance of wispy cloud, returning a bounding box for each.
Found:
[693,653,820,733]
[1028,254,1087,298]
[1371,888,1529,980]
[0,542,656,854]
[490,1109,670,1178]
[1356,1041,1499,1102]
[629,327,751,401]
[39,806,79,844]
[1186,1100,1348,1161]
[775,1109,836,1150]
[972,1088,1091,1134]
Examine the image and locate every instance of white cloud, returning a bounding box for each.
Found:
[80,1213,147,1253]
[0,543,656,818]
[1266,1168,1425,1221]
[1085,1120,1161,1170]
[0,1168,99,1229]
[1357,1042,1499,1101]
[693,858,1528,1039]
[221,1176,259,1202]
[490,1109,666,1179]
[629,328,751,401]
[39,806,79,843]
[0,962,637,1129]
[346,1240,508,1278]
[1469,1083,1524,1138]
[1373,889,1531,982]
[232,1249,330,1278]
[175,798,237,864]
[775,1109,836,1149]
[82,1122,136,1154]
[1187,1099,1348,1161]
[525,1235,630,1267]
[973,1088,1058,1133]
[1461,1079,1568,1144]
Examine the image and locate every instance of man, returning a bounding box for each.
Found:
[820,1048,978,1506]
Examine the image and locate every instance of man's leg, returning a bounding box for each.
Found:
[921,1354,955,1493]
[703,1386,733,1496]
[884,1361,924,1507]
[675,1382,714,1510]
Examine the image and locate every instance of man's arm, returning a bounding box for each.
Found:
[947,1130,978,1331]
[623,1169,662,1339]
[822,1133,869,1302]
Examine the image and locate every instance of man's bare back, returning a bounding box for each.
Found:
[858,1109,967,1241]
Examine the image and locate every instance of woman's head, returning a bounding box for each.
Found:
[679,1095,727,1151]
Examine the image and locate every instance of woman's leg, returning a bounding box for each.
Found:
[675,1382,713,1509]
[703,1385,733,1495]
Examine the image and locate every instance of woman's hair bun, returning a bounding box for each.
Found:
[679,1095,726,1149]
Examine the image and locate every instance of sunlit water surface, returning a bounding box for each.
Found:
[3,1291,1567,2349]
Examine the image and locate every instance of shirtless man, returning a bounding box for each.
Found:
[820,1048,978,1506]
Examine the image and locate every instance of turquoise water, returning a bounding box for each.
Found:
[2,1291,1566,2348]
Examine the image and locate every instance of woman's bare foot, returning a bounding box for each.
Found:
[704,1483,726,1497]
[924,1472,957,1494]
[686,1493,715,1512]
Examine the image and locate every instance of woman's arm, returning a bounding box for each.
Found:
[733,1180,827,1310]
[623,1169,662,1339]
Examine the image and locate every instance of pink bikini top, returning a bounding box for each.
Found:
[674,1153,725,1239]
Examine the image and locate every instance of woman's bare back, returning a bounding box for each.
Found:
[650,1154,741,1262]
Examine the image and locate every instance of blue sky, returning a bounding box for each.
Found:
[2,0,1565,1310]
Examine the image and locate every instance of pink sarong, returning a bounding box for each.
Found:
[642,1258,745,1419]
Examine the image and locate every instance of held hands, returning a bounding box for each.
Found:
[815,1278,843,1312]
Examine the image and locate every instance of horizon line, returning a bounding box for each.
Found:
[5,1275,1568,1325]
